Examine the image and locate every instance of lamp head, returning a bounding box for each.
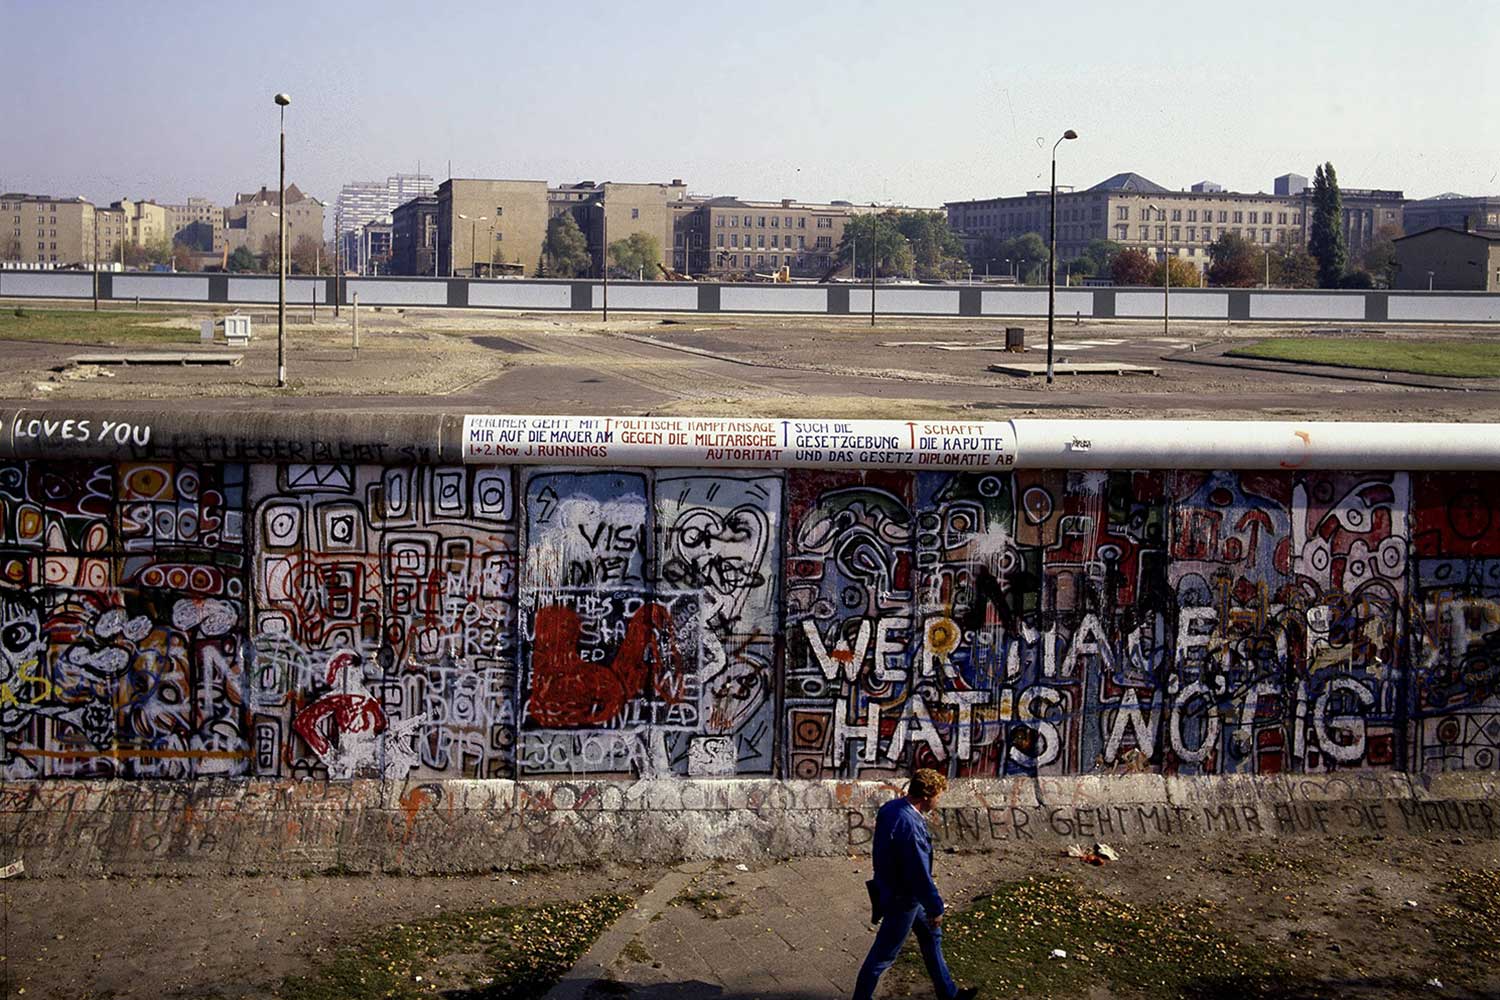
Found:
[274,93,291,107]
[1063,129,1078,140]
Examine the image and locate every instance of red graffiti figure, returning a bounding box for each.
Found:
[292,650,387,761]
[528,602,686,727]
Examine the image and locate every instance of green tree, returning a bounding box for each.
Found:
[892,210,967,280]
[171,242,195,272]
[226,246,257,272]
[1110,248,1156,285]
[1080,239,1122,277]
[1269,246,1319,288]
[1151,255,1201,288]
[608,231,663,279]
[290,234,321,275]
[1309,162,1347,288]
[838,213,916,278]
[1338,269,1374,289]
[1207,233,1260,287]
[119,241,151,268]
[1001,232,1048,283]
[544,214,592,278]
[1361,223,1402,287]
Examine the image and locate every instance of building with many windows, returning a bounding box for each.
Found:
[335,174,435,272]
[1403,193,1500,236]
[391,195,439,276]
[434,178,551,277]
[2,194,88,265]
[166,197,223,252]
[223,184,325,263]
[946,172,1405,276]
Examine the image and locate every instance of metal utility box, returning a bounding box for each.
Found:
[224,314,252,347]
[1005,326,1025,352]
[200,319,214,343]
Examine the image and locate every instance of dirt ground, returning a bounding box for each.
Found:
[1,862,668,1000]
[7,836,1500,999]
[5,302,1500,421]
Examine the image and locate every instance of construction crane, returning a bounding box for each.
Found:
[656,262,692,281]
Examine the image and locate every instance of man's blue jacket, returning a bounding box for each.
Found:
[870,796,943,917]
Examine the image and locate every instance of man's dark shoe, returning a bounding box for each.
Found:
[954,988,979,1000]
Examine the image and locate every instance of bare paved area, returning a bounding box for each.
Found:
[3,862,666,999]
[9,838,1500,999]
[5,304,1500,420]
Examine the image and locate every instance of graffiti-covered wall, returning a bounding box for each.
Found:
[4,459,1499,783]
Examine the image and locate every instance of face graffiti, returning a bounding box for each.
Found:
[2,460,1498,783]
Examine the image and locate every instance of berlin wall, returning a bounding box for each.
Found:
[3,268,1500,323]
[4,409,1500,873]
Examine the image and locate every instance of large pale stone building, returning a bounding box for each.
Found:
[222,184,325,262]
[946,171,1405,275]
[0,193,136,266]
[434,178,551,277]
[166,197,224,252]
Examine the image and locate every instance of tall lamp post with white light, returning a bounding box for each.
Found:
[1045,128,1078,384]
[274,92,290,388]
[1147,202,1170,339]
[458,213,487,277]
[593,202,608,322]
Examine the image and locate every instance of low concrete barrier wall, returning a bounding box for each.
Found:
[6,773,1497,876]
[4,407,1500,872]
[3,269,1498,322]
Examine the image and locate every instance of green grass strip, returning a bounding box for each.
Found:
[1227,338,1500,378]
[278,892,631,1000]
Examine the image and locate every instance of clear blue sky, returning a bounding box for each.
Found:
[2,0,1496,215]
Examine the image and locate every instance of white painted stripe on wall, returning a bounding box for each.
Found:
[719,286,829,313]
[591,284,698,310]
[346,279,449,306]
[980,290,1093,317]
[113,275,210,301]
[847,288,962,315]
[1116,291,1228,318]
[470,282,572,309]
[1249,293,1365,320]
[1389,295,1500,323]
[227,278,326,304]
[0,272,93,298]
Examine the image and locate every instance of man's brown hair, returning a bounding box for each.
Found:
[908,768,948,802]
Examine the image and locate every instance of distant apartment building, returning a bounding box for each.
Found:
[677,196,877,278]
[223,184,325,262]
[435,178,551,277]
[113,199,169,247]
[336,173,434,272]
[946,171,1404,275]
[2,194,88,265]
[166,197,223,252]
[1403,194,1500,236]
[391,195,439,276]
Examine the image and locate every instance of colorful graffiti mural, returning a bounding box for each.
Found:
[2,459,1498,781]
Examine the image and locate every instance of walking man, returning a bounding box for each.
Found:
[852,768,977,1000]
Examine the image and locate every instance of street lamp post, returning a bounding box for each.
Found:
[593,202,608,322]
[334,209,342,318]
[92,210,99,312]
[458,213,487,277]
[1148,202,1170,339]
[1045,129,1078,385]
[274,91,290,389]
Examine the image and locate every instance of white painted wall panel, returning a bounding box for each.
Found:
[112,275,210,301]
[470,282,572,309]
[1388,295,1500,323]
[719,286,829,313]
[1249,293,1365,320]
[346,279,449,306]
[847,288,961,315]
[1116,291,1228,318]
[0,272,93,298]
[590,284,698,310]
